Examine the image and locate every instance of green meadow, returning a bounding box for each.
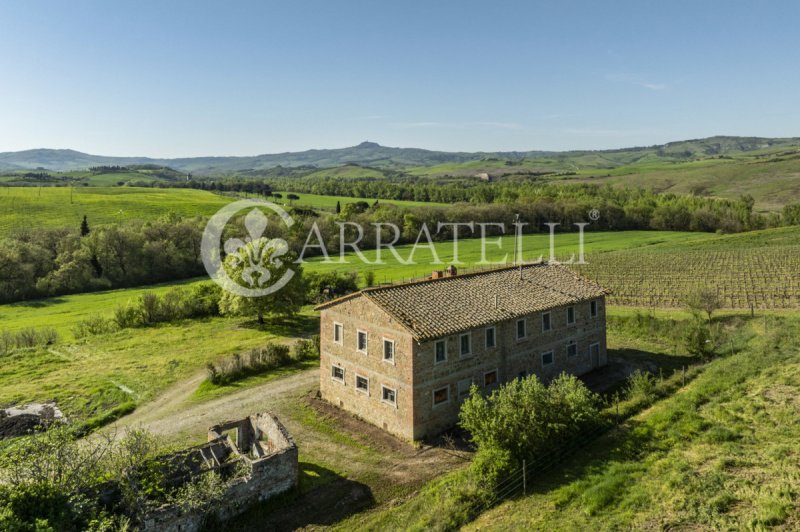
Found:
[0,186,232,234]
[0,186,446,236]
[302,229,715,283]
[272,190,444,209]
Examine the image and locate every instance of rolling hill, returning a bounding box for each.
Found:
[2,136,799,174]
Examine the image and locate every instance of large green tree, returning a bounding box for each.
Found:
[218,238,305,324]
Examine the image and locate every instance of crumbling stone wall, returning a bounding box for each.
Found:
[142,412,298,532]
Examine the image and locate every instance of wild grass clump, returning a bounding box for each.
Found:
[0,327,59,354]
[205,336,319,386]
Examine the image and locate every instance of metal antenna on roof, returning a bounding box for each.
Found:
[512,213,520,266]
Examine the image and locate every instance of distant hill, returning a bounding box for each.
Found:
[3,136,798,175]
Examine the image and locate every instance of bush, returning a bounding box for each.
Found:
[459,372,599,463]
[625,370,658,403]
[304,271,359,303]
[72,315,118,338]
[107,285,222,333]
[113,304,142,329]
[206,342,295,385]
[291,335,320,361]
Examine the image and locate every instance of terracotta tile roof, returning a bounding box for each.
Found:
[316,263,608,341]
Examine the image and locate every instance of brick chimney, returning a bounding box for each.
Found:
[431,270,445,279]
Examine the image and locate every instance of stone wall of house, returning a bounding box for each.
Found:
[411,296,607,439]
[319,295,416,441]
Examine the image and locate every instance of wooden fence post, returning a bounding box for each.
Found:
[522,460,527,496]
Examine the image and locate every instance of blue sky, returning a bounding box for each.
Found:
[1,0,798,157]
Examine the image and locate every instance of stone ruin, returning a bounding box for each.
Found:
[0,402,66,439]
[142,412,298,531]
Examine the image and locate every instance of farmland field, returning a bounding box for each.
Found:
[0,186,446,235]
[574,226,800,309]
[0,186,232,234]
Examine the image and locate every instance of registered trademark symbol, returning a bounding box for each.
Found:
[589,208,601,221]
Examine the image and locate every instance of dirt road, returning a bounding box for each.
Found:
[115,369,318,442]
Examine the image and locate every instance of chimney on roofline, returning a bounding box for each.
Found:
[431,265,458,279]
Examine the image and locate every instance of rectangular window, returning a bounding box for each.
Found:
[542,312,552,332]
[434,339,447,364]
[516,319,526,339]
[460,333,471,357]
[381,385,397,406]
[567,306,575,325]
[357,330,368,353]
[331,365,344,382]
[457,379,472,399]
[484,370,498,387]
[383,339,395,363]
[485,326,496,348]
[590,300,598,318]
[333,322,343,345]
[541,351,554,366]
[567,342,578,357]
[432,386,449,406]
[355,374,369,394]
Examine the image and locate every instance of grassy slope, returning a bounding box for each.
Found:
[0,186,232,234]
[0,310,317,422]
[407,147,800,211]
[467,317,800,530]
[0,186,445,235]
[341,313,799,530]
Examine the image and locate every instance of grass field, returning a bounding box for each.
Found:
[0,186,445,236]
[303,229,715,283]
[0,310,317,424]
[0,186,233,234]
[272,190,444,210]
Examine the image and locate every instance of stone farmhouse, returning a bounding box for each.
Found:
[316,263,609,441]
